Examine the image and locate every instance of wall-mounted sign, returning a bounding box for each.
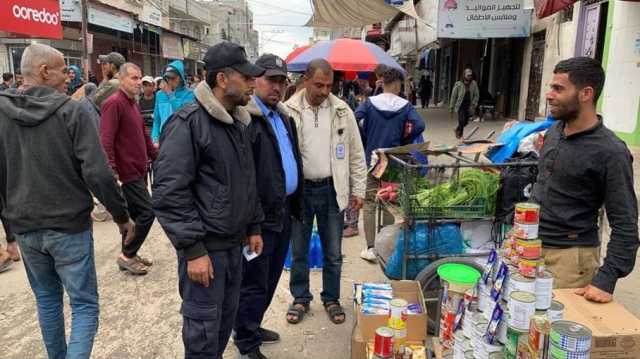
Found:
[438,0,532,38]
[60,0,81,22]
[88,3,134,33]
[141,2,162,27]
[162,33,184,59]
[0,0,63,39]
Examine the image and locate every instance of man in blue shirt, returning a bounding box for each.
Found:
[235,54,303,359]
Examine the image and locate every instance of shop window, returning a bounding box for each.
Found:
[559,6,574,22]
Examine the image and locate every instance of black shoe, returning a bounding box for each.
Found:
[259,327,281,344]
[239,348,268,359]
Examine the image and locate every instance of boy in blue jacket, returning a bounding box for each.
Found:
[356,68,425,261]
[151,60,195,143]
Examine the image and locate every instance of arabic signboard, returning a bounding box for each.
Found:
[88,3,134,33]
[60,0,81,22]
[141,2,162,27]
[437,0,532,38]
[162,33,184,59]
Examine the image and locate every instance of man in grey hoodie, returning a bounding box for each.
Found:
[0,43,133,359]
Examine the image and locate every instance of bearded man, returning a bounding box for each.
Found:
[533,57,639,304]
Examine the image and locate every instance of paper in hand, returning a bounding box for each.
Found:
[243,245,259,261]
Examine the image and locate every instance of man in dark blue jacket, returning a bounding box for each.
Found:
[152,42,265,359]
[356,68,425,261]
[234,54,303,359]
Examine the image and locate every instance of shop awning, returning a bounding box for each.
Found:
[534,0,578,18]
[0,0,63,40]
[306,0,420,27]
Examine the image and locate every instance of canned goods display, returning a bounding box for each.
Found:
[514,203,540,224]
[548,301,565,323]
[497,314,508,344]
[373,326,394,358]
[535,271,554,310]
[509,273,536,296]
[388,298,408,352]
[550,321,592,353]
[508,291,536,330]
[518,258,543,278]
[515,239,542,260]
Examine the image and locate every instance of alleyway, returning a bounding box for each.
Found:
[2,107,640,359]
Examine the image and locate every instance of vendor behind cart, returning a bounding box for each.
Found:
[533,57,639,303]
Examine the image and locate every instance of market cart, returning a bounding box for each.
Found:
[373,145,537,334]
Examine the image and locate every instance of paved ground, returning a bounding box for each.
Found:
[1,107,639,359]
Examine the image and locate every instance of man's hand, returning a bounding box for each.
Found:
[575,285,613,303]
[350,196,365,211]
[187,255,214,287]
[248,235,263,256]
[117,220,135,245]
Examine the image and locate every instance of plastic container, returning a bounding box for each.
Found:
[438,263,482,293]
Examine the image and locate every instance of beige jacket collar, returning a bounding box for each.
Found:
[194,81,251,126]
[285,89,348,117]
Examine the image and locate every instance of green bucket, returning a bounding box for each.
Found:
[437,263,482,293]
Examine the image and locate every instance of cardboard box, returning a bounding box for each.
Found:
[356,281,428,341]
[554,289,640,359]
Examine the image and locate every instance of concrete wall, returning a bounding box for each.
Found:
[517,4,581,120]
[600,1,640,145]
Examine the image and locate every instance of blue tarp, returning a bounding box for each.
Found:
[487,117,555,164]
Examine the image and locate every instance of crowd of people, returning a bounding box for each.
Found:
[0,39,637,359]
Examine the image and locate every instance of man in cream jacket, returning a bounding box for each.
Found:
[284,59,367,325]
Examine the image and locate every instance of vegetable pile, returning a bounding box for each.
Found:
[412,169,500,213]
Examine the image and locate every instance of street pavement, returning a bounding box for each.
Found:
[1,106,639,359]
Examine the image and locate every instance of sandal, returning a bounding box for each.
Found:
[286,301,309,324]
[135,255,153,267]
[323,301,346,324]
[117,257,149,275]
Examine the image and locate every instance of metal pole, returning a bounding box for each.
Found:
[81,0,90,80]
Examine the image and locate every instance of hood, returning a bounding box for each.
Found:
[0,86,71,127]
[166,60,187,90]
[68,65,83,89]
[194,81,251,126]
[369,93,410,117]
[245,96,290,119]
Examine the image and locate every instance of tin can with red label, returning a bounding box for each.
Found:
[374,327,394,358]
[519,258,543,278]
[516,239,542,260]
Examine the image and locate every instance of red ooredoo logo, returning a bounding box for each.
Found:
[12,5,59,25]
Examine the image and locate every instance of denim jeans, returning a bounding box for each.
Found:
[16,229,98,359]
[290,181,344,303]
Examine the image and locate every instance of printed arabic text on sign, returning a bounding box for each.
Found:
[437,0,532,38]
[88,3,134,33]
[0,0,63,40]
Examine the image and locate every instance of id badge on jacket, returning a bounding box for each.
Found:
[336,143,345,160]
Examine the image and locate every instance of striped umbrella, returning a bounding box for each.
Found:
[286,38,405,74]
[285,45,310,63]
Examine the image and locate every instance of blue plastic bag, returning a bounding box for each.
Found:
[385,223,464,279]
[487,117,555,164]
[283,226,323,271]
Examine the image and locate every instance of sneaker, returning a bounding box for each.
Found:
[259,327,280,344]
[238,348,268,359]
[360,248,377,262]
[342,227,359,238]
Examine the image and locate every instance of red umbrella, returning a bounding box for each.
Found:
[285,45,310,63]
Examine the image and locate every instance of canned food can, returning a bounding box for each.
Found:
[528,315,551,358]
[374,327,394,358]
[548,342,591,359]
[518,258,543,278]
[548,301,564,323]
[508,291,536,330]
[497,315,508,344]
[388,298,408,352]
[505,325,528,355]
[550,320,592,353]
[489,351,504,359]
[509,273,536,296]
[463,350,474,358]
[513,222,539,240]
[535,271,554,310]
[515,239,542,260]
[514,203,540,224]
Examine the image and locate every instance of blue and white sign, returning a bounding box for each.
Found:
[437,0,532,38]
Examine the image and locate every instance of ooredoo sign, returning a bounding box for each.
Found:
[0,0,63,39]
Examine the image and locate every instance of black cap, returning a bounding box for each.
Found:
[98,52,125,67]
[203,42,265,77]
[255,54,287,78]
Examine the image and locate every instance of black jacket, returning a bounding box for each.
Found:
[0,86,129,234]
[245,98,303,232]
[533,118,639,293]
[152,82,263,260]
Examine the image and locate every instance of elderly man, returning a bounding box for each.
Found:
[153,42,265,359]
[101,63,158,275]
[285,59,367,325]
[233,54,303,359]
[0,43,132,359]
